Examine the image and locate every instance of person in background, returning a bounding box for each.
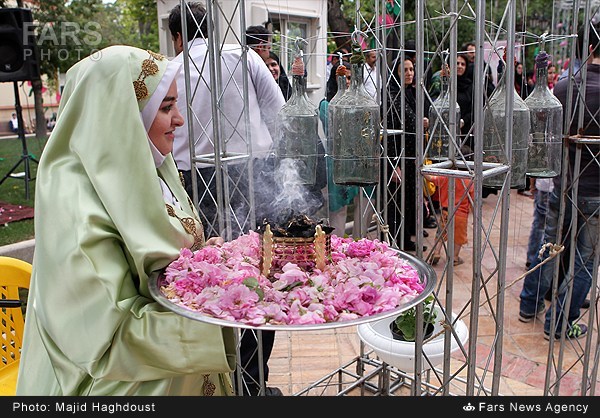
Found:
[557,27,588,82]
[403,42,437,231]
[540,67,557,214]
[547,63,557,91]
[265,51,292,101]
[325,46,349,83]
[518,181,535,197]
[428,146,475,267]
[455,53,475,152]
[460,40,495,100]
[246,24,271,61]
[519,22,599,340]
[9,112,18,134]
[526,70,536,93]
[168,3,285,396]
[455,51,496,199]
[385,56,430,252]
[16,45,236,396]
[464,41,476,65]
[525,178,554,269]
[363,49,379,100]
[169,3,284,237]
[405,39,433,95]
[514,61,530,99]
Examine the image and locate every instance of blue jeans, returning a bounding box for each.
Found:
[519,190,599,335]
[526,190,550,266]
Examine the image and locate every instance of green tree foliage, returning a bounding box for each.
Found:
[30,0,104,77]
[118,0,159,51]
[327,0,552,73]
[14,0,158,132]
[29,0,158,84]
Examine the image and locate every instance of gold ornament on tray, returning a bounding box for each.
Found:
[259,222,331,280]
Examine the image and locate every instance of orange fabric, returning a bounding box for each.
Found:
[439,210,469,245]
[432,176,473,246]
[431,176,474,217]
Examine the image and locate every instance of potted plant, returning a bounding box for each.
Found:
[357,295,469,373]
[389,295,437,341]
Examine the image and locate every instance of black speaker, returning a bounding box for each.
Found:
[0,8,40,83]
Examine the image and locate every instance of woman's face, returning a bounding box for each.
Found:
[456,56,467,77]
[148,80,184,156]
[516,63,523,75]
[265,57,280,81]
[399,59,414,86]
[547,65,556,83]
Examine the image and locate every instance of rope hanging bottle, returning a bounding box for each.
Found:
[274,38,319,185]
[524,48,563,177]
[330,32,381,186]
[482,49,530,189]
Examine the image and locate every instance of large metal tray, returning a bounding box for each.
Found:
[149,248,436,331]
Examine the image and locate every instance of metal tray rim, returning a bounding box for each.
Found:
[149,248,436,331]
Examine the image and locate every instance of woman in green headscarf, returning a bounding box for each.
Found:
[16,45,237,396]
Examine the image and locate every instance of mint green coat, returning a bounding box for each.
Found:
[16,46,237,396]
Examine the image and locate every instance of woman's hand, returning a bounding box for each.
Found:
[206,236,224,247]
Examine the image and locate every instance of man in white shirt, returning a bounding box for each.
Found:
[168,2,285,397]
[169,3,285,240]
[246,25,271,60]
[363,49,379,100]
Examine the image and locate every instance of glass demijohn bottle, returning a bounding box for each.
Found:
[330,44,381,185]
[427,66,460,161]
[524,50,562,177]
[482,57,530,189]
[326,61,349,142]
[275,51,319,185]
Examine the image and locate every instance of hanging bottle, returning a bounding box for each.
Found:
[427,65,460,161]
[330,43,381,186]
[326,60,349,143]
[524,50,562,177]
[482,55,530,189]
[274,49,319,185]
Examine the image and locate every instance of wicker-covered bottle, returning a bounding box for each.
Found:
[524,51,562,177]
[330,44,381,185]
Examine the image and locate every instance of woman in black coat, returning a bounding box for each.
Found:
[384,56,430,251]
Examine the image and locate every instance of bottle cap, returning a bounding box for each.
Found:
[335,64,348,77]
[535,51,549,68]
[291,55,304,76]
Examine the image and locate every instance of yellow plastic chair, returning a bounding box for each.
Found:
[0,256,32,396]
